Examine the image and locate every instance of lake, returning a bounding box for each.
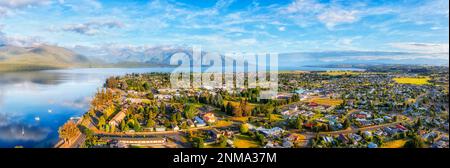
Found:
[0,66,363,148]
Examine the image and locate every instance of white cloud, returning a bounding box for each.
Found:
[390,42,449,54]
[284,0,323,14]
[282,0,361,29]
[61,20,125,36]
[1,35,43,47]
[1,26,44,47]
[318,9,359,29]
[58,0,102,11]
[319,53,448,62]
[0,0,51,8]
[278,26,286,31]
[0,0,52,17]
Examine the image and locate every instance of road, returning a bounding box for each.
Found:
[70,133,86,148]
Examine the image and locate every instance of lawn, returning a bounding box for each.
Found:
[310,97,343,106]
[233,134,260,148]
[205,143,224,148]
[381,139,407,148]
[393,77,431,85]
[179,135,189,143]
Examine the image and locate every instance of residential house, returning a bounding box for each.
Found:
[368,142,378,148]
[323,136,334,144]
[108,110,126,127]
[349,133,362,142]
[289,105,298,111]
[202,112,216,123]
[338,134,349,144]
[155,126,166,132]
[257,127,284,137]
[194,116,206,127]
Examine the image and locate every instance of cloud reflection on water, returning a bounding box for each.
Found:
[0,113,50,142]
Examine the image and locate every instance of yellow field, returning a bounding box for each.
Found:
[233,135,260,148]
[381,139,407,148]
[406,98,416,104]
[321,71,360,76]
[230,117,249,123]
[310,97,343,106]
[279,70,309,74]
[393,77,430,85]
[215,120,233,127]
[269,114,283,122]
[291,133,307,140]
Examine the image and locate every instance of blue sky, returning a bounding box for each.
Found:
[0,0,448,60]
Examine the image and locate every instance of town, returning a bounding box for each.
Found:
[57,65,449,148]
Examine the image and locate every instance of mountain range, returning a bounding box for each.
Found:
[0,44,91,72]
[0,44,448,72]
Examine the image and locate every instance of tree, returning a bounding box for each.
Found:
[105,124,110,133]
[221,104,226,113]
[192,137,205,148]
[138,106,145,114]
[256,132,266,145]
[405,134,425,148]
[296,117,303,130]
[143,82,151,90]
[233,104,243,117]
[58,121,78,144]
[104,105,116,118]
[226,103,233,116]
[171,113,177,122]
[184,105,196,120]
[176,112,182,121]
[272,107,280,114]
[215,94,224,107]
[240,123,249,134]
[343,118,351,129]
[110,124,116,133]
[160,102,166,115]
[147,92,154,99]
[219,136,228,147]
[415,118,423,128]
[105,77,119,88]
[120,121,128,132]
[98,116,106,131]
[267,109,273,122]
[146,119,156,128]
[120,81,128,90]
[181,122,188,129]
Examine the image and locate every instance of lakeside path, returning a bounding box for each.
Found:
[92,122,239,137]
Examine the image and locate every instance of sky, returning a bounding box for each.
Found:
[0,0,449,62]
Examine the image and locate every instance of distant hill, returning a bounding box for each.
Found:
[72,45,196,65]
[0,44,92,72]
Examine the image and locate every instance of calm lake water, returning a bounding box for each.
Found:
[0,66,363,148]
